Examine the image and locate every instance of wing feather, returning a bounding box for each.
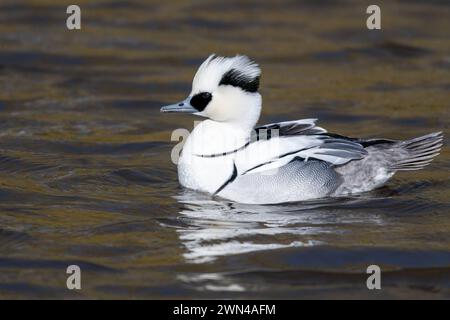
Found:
[255,118,327,137]
[235,119,367,175]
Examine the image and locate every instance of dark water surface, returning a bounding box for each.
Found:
[0,0,449,299]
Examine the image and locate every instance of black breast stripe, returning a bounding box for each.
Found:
[195,142,250,158]
[194,128,281,158]
[214,163,238,195]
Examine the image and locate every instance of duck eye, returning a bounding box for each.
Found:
[190,92,212,112]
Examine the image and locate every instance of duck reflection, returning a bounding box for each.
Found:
[167,189,386,264]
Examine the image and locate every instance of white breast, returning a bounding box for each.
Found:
[177,120,248,194]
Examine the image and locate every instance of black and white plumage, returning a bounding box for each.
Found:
[161,54,443,204]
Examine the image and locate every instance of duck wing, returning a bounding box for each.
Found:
[254,118,327,137]
[234,119,368,175]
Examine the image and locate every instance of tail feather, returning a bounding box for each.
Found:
[390,131,443,171]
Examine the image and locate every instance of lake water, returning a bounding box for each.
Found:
[0,0,449,299]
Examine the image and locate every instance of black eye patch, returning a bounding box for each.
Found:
[190,92,212,112]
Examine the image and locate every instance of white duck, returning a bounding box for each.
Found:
[161,54,443,204]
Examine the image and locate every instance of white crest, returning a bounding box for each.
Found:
[191,54,261,95]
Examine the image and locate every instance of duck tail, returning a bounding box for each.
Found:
[389,131,443,171]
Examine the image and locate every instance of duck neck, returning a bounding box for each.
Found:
[185,94,262,156]
[226,92,262,133]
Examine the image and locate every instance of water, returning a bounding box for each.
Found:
[0,0,449,299]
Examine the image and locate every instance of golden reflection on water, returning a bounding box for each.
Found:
[0,0,449,298]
